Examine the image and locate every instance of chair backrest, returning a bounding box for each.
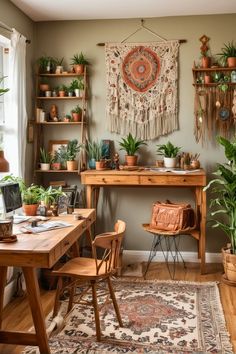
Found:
[92,220,126,275]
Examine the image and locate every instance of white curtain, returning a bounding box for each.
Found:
[5,28,27,178]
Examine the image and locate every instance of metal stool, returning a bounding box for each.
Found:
[142,223,187,279]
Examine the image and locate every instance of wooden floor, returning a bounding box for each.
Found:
[0,262,236,354]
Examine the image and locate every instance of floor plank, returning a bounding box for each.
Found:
[0,262,235,354]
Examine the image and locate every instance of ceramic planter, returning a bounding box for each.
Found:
[227,57,236,68]
[74,64,84,74]
[201,56,211,69]
[66,160,78,171]
[40,163,51,171]
[23,204,38,216]
[55,65,63,74]
[164,157,177,168]
[95,160,106,170]
[51,162,61,170]
[88,158,96,169]
[72,112,81,122]
[125,155,138,166]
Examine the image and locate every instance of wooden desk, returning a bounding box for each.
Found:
[0,208,95,354]
[81,169,206,274]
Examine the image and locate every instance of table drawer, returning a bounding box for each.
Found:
[140,175,206,186]
[83,175,139,185]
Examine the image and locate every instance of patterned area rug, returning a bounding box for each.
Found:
[23,279,233,354]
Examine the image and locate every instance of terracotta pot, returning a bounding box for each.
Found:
[95,160,106,170]
[58,90,66,97]
[227,57,236,68]
[66,160,78,171]
[74,64,84,75]
[51,162,61,170]
[23,204,38,216]
[125,155,138,166]
[204,75,211,84]
[72,112,81,122]
[39,84,50,92]
[201,56,211,69]
[222,247,236,283]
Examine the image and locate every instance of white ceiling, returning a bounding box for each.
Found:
[10,0,236,22]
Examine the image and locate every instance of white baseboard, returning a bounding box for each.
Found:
[122,250,222,265]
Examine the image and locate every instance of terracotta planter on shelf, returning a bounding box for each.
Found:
[204,75,211,84]
[58,90,66,97]
[95,160,106,170]
[23,204,38,216]
[39,84,50,92]
[0,151,9,172]
[125,155,138,166]
[201,56,211,69]
[66,160,78,171]
[222,247,236,284]
[74,64,84,75]
[72,112,82,122]
[227,57,236,68]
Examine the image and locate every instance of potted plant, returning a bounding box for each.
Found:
[69,79,79,97]
[58,84,68,97]
[66,139,81,171]
[85,140,104,170]
[71,104,82,122]
[51,150,62,170]
[217,41,236,68]
[38,186,65,215]
[39,148,52,171]
[37,55,56,73]
[54,56,64,74]
[204,136,236,284]
[119,133,147,166]
[156,141,181,168]
[70,52,89,75]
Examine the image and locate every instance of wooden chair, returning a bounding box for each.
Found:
[52,219,126,341]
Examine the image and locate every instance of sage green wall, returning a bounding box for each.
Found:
[0,0,35,183]
[34,15,236,254]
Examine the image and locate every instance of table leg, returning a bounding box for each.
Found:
[86,185,92,208]
[22,267,50,354]
[0,266,7,328]
[199,188,206,274]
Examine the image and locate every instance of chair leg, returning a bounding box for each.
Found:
[107,277,123,327]
[53,277,63,317]
[67,282,76,314]
[91,280,101,341]
[144,234,161,279]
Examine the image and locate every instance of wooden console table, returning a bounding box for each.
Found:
[0,208,96,354]
[81,169,207,274]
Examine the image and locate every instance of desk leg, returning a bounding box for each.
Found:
[86,185,100,209]
[22,267,50,354]
[0,266,7,328]
[86,185,93,208]
[197,187,206,274]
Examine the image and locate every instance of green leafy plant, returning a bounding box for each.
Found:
[57,144,68,169]
[66,139,81,161]
[58,84,68,93]
[37,55,56,72]
[156,141,181,158]
[217,41,236,66]
[204,136,236,254]
[71,104,82,114]
[85,140,104,161]
[52,150,62,163]
[69,79,79,91]
[0,76,9,96]
[39,186,65,206]
[54,56,64,66]
[119,133,147,156]
[39,148,52,164]
[70,52,89,65]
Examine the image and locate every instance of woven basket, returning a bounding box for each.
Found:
[222,247,236,283]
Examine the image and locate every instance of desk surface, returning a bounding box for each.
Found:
[0,208,96,268]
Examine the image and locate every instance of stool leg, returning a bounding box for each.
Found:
[144,235,161,279]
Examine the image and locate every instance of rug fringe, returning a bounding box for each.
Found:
[114,277,220,287]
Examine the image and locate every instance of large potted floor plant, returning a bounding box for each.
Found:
[119,133,147,166]
[204,136,236,284]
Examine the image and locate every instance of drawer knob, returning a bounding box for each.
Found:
[64,241,70,246]
[148,178,152,182]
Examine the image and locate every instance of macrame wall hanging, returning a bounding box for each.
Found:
[104,22,182,140]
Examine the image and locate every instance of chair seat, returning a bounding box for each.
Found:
[53,257,108,279]
[142,223,196,236]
